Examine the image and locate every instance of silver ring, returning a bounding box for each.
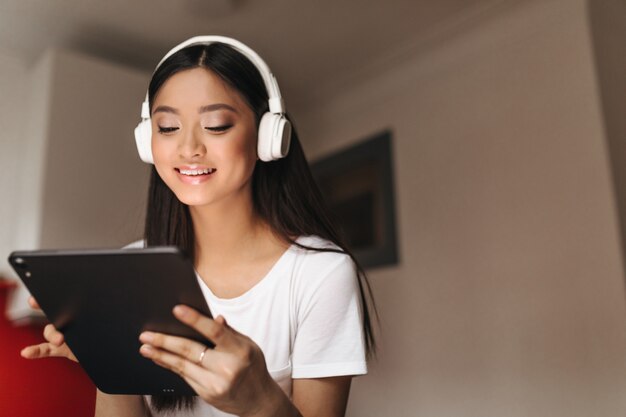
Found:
[196,347,208,365]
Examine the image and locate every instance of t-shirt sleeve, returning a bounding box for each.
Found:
[291,253,368,379]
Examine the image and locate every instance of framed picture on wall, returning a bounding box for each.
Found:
[311,130,399,269]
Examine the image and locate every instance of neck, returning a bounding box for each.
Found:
[189,193,269,267]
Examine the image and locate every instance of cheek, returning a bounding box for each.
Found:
[153,162,172,189]
[243,126,259,159]
[244,133,259,161]
[151,136,166,162]
[151,139,175,180]
[215,136,257,187]
[241,132,259,172]
[223,130,258,166]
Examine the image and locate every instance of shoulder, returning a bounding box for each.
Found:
[293,235,340,251]
[288,235,358,293]
[291,236,353,271]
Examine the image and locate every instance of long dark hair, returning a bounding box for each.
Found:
[144,42,377,412]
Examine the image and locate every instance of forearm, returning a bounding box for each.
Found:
[94,390,150,417]
[246,380,302,417]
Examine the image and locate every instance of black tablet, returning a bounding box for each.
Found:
[8,246,212,395]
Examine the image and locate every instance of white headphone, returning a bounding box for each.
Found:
[134,35,291,164]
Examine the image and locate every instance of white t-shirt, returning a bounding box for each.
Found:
[144,235,367,417]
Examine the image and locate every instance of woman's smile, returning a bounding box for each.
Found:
[175,166,217,185]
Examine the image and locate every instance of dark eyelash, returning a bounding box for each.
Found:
[205,125,233,132]
[158,126,178,133]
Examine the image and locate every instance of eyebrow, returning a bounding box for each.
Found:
[199,103,238,114]
[152,103,238,116]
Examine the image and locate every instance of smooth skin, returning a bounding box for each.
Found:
[21,67,354,417]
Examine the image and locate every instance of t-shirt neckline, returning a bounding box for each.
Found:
[195,239,298,305]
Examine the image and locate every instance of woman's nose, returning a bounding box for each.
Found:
[178,127,206,159]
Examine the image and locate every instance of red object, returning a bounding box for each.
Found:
[0,281,96,417]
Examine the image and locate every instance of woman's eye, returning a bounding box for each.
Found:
[158,126,179,134]
[205,125,232,133]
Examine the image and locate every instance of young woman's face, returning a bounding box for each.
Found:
[151,68,258,208]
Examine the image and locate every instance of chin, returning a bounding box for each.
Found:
[173,193,215,207]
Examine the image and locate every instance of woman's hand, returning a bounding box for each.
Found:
[139,305,300,417]
[20,297,78,363]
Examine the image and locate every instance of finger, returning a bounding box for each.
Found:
[173,306,233,347]
[140,332,230,373]
[21,343,55,359]
[43,324,65,346]
[21,341,77,362]
[139,344,210,389]
[139,332,228,372]
[215,315,227,327]
[28,296,41,311]
[139,331,206,365]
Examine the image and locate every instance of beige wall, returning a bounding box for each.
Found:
[5,49,150,321]
[0,50,29,276]
[297,0,626,415]
[40,49,150,249]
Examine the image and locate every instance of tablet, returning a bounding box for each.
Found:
[8,246,213,395]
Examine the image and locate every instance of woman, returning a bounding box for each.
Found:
[21,36,375,417]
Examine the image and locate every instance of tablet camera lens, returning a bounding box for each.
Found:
[13,258,28,270]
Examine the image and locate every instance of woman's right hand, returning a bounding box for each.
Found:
[20,296,78,363]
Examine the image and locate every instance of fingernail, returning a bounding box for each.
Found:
[139,332,154,343]
[173,305,187,317]
[140,344,154,356]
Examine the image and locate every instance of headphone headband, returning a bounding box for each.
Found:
[141,36,285,116]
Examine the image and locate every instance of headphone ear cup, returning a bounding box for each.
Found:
[134,119,154,164]
[257,112,291,162]
[257,112,275,162]
[274,116,291,158]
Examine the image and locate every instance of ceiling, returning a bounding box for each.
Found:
[0,0,505,109]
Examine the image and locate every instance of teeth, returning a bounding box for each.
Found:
[179,168,215,176]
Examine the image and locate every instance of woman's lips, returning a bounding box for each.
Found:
[175,168,216,184]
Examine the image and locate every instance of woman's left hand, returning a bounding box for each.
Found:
[139,305,290,417]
